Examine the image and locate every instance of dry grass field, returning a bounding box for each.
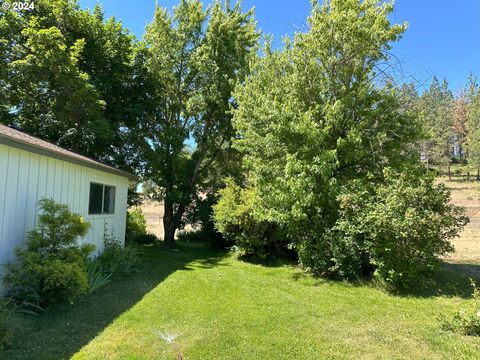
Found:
[442,179,480,266]
[141,200,165,239]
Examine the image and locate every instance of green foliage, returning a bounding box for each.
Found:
[232,0,415,231]
[418,77,455,168]
[125,205,158,246]
[4,198,93,305]
[0,299,23,351]
[214,179,289,259]
[125,208,148,243]
[184,192,230,249]
[177,229,226,249]
[139,0,260,246]
[466,78,480,165]
[132,233,160,245]
[441,279,480,336]
[294,169,468,288]
[96,230,141,275]
[177,230,205,243]
[86,259,112,294]
[325,169,468,288]
[0,0,138,165]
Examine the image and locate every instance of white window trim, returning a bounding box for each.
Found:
[89,182,116,216]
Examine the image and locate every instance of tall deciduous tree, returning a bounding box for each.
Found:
[230,0,420,262]
[232,0,415,226]
[215,0,467,288]
[140,0,259,247]
[0,0,137,164]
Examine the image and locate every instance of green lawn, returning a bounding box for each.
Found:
[4,243,480,359]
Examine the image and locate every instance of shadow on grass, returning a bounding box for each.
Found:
[407,262,480,299]
[288,261,480,299]
[2,242,228,360]
[236,252,298,268]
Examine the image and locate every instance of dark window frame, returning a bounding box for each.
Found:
[88,182,116,215]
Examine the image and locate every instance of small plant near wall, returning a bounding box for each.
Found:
[86,259,112,294]
[3,198,93,307]
[96,227,142,276]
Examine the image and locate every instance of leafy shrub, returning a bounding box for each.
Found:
[297,226,374,281]
[133,233,160,245]
[126,208,148,244]
[184,192,230,249]
[317,169,468,289]
[96,230,141,275]
[8,290,43,314]
[176,230,203,243]
[440,279,480,336]
[213,179,290,259]
[175,229,224,249]
[4,198,93,305]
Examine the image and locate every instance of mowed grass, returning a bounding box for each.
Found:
[5,179,480,359]
[5,242,480,360]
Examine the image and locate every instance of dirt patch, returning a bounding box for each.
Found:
[442,179,480,265]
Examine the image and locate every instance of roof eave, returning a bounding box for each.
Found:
[0,135,139,181]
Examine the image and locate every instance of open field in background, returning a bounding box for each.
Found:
[140,201,195,240]
[441,178,480,267]
[142,201,165,239]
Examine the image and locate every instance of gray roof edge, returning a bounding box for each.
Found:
[0,134,139,181]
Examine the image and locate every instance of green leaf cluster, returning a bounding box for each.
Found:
[213,178,288,259]
[0,0,136,161]
[325,169,468,288]
[4,198,93,304]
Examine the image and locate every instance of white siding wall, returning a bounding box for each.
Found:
[0,143,130,274]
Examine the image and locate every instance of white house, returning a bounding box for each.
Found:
[0,124,137,272]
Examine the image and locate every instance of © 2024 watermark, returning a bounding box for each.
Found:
[1,1,35,12]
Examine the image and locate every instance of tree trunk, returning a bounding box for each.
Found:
[163,196,177,248]
[163,218,177,248]
[448,165,451,181]
[477,168,479,181]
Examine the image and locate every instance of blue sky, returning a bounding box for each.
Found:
[79,0,479,92]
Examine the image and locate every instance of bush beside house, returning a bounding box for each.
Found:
[4,199,93,305]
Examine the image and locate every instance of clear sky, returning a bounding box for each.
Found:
[79,0,479,92]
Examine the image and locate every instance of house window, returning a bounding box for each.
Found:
[89,183,116,215]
